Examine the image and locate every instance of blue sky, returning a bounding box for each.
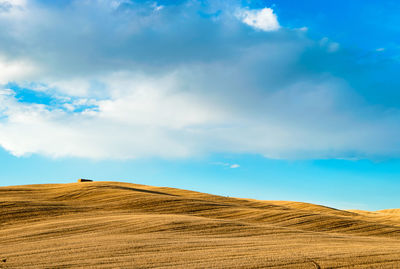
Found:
[1,0,400,210]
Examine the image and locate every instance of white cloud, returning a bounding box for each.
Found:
[0,72,228,159]
[0,0,399,161]
[211,162,240,169]
[0,0,26,9]
[0,96,195,159]
[0,56,38,83]
[1,68,400,160]
[0,0,26,19]
[238,7,280,32]
[152,3,164,12]
[2,0,25,5]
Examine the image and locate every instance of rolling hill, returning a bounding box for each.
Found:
[1,181,400,268]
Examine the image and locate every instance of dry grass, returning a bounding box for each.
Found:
[1,181,400,268]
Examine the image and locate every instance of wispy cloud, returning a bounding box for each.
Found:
[211,162,240,169]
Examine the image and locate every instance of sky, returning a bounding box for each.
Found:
[1,0,400,210]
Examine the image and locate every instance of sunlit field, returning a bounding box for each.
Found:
[2,181,400,268]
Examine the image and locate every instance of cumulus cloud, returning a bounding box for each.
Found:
[237,7,280,31]
[0,0,400,160]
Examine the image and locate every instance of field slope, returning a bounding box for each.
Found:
[1,181,400,268]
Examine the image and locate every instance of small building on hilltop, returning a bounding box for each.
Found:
[78,178,93,182]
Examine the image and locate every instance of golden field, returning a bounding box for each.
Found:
[1,181,400,268]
